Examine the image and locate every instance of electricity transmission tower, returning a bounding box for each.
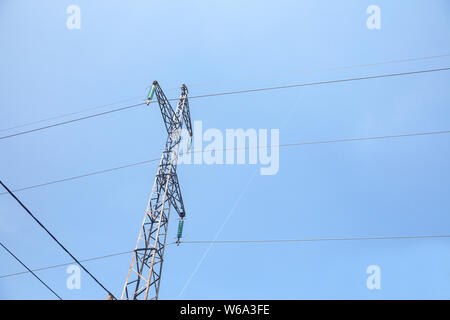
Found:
[121,81,192,300]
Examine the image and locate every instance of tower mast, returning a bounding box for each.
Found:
[121,81,192,300]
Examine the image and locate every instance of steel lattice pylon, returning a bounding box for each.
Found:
[121,82,192,300]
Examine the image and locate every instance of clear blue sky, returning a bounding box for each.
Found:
[1,0,450,299]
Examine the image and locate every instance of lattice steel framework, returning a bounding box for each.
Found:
[121,82,192,300]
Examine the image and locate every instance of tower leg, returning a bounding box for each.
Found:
[122,149,176,300]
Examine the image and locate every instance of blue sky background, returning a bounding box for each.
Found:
[1,0,450,299]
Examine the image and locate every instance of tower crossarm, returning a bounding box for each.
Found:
[152,81,177,137]
[179,85,193,138]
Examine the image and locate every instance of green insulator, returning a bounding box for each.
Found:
[147,85,156,101]
[177,220,184,239]
[187,136,192,151]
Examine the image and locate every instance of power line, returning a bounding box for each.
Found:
[0,96,145,133]
[1,234,449,280]
[174,53,450,89]
[0,249,134,280]
[4,53,449,136]
[0,157,161,195]
[0,102,146,141]
[188,67,450,100]
[175,234,450,245]
[1,129,449,196]
[1,67,449,141]
[0,241,63,300]
[267,129,450,149]
[0,180,117,299]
